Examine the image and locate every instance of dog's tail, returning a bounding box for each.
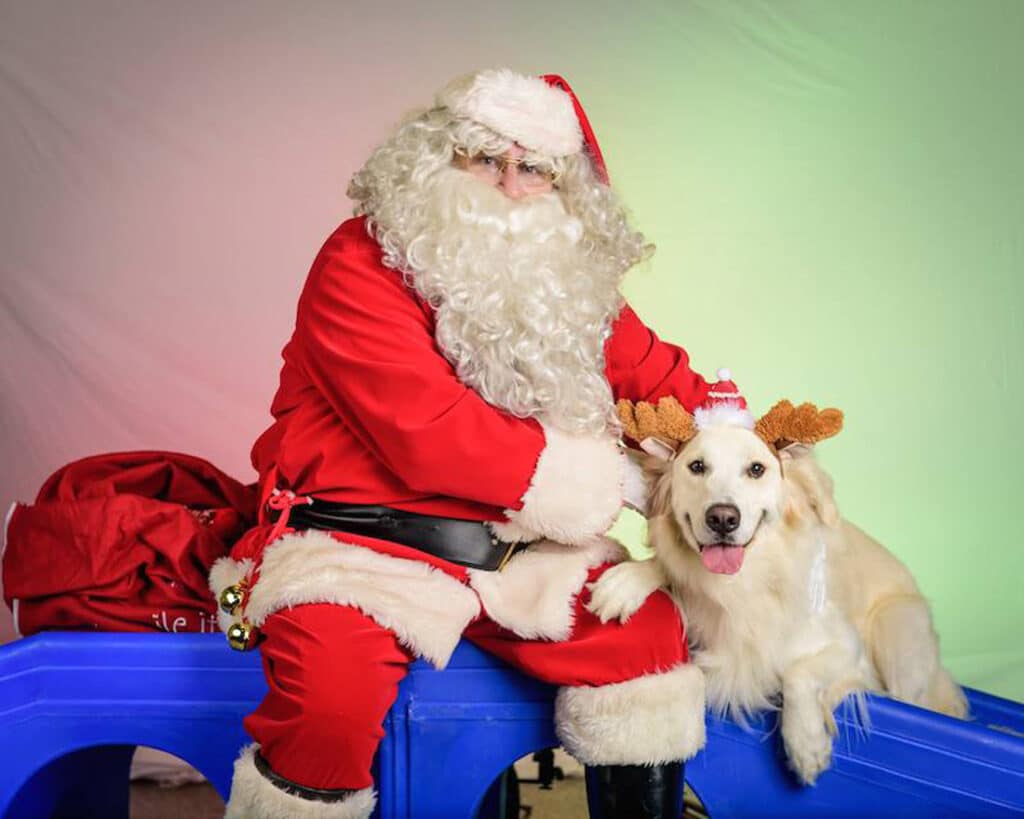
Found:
[865,593,968,719]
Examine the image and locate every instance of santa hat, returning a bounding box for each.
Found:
[436,68,610,183]
[694,368,755,430]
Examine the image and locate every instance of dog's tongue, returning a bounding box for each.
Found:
[701,544,745,574]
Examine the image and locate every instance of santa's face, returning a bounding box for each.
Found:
[454,144,556,199]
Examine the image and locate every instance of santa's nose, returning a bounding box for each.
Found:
[498,167,529,199]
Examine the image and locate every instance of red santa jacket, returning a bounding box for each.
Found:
[249,216,711,524]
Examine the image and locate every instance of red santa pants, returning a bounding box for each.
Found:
[243,563,688,791]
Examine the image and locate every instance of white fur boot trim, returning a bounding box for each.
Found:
[469,536,625,640]
[555,664,707,765]
[209,531,480,668]
[491,425,624,546]
[225,744,376,819]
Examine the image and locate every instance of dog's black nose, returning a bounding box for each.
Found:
[706,504,741,536]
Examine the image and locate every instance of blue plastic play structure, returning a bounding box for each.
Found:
[0,632,1022,818]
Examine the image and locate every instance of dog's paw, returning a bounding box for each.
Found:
[585,559,667,624]
[781,706,834,785]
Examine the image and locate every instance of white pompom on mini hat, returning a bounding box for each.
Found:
[436,68,584,159]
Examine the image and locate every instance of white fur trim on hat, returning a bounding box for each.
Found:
[469,536,625,641]
[225,744,376,819]
[694,402,755,431]
[555,664,707,765]
[437,68,583,157]
[210,531,480,668]
[490,425,624,547]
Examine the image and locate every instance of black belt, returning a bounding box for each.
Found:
[285,500,527,571]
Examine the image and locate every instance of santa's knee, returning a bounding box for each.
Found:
[252,693,384,784]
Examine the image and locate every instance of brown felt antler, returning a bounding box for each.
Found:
[754,400,843,452]
[617,396,697,450]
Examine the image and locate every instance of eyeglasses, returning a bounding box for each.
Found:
[460,152,559,191]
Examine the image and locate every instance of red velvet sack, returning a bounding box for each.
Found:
[2,451,257,636]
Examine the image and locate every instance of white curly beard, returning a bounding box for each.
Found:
[393,167,622,435]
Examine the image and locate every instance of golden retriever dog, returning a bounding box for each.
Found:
[588,398,967,784]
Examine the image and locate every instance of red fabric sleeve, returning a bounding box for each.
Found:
[604,303,711,410]
[291,237,546,511]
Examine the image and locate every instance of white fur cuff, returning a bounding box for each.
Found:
[208,531,480,668]
[225,745,376,819]
[555,664,707,765]
[492,425,624,546]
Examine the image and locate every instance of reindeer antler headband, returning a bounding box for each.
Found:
[753,400,844,453]
[617,397,843,454]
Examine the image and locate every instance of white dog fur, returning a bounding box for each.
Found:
[587,417,967,785]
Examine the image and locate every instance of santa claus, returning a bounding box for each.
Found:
[212,69,742,819]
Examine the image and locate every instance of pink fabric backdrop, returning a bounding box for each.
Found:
[1,2,564,641]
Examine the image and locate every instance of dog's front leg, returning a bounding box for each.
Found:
[779,641,852,786]
[585,558,668,623]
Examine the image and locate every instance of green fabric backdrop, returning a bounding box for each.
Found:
[598,1,1023,700]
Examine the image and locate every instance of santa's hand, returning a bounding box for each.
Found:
[586,558,668,623]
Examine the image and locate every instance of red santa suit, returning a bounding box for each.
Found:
[213,70,720,819]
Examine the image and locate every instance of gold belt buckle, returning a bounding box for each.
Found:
[495,540,520,571]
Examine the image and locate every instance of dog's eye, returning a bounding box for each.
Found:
[748,462,765,478]
[688,459,706,475]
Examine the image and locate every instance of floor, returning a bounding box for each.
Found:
[128,750,590,819]
[128,749,707,818]
[129,769,589,819]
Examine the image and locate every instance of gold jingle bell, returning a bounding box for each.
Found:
[219,584,245,615]
[226,621,255,651]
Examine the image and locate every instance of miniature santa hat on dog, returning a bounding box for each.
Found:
[696,368,754,430]
[436,68,610,183]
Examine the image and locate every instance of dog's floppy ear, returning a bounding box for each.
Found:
[617,397,697,462]
[758,400,842,528]
[778,443,812,462]
[781,451,840,528]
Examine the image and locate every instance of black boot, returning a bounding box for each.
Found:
[585,762,685,819]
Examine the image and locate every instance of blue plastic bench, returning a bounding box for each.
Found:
[1,632,1022,818]
[0,632,554,818]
